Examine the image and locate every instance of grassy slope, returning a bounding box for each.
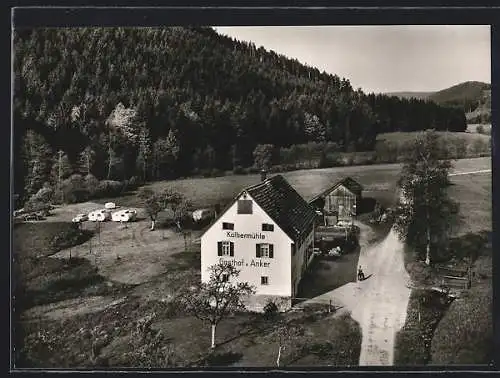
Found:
[103,157,489,212]
[394,170,492,365]
[15,222,362,368]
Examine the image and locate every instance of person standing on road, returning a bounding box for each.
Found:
[358,265,365,281]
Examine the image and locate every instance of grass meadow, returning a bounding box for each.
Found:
[14,157,491,368]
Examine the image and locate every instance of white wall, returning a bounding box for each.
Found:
[290,226,314,295]
[201,192,293,297]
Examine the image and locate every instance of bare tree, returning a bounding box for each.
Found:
[179,263,255,349]
[272,320,304,367]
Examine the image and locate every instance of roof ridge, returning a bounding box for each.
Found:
[243,174,283,192]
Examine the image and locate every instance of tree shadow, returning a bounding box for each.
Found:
[357,197,378,214]
[201,351,244,367]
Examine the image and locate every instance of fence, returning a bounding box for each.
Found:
[436,266,472,290]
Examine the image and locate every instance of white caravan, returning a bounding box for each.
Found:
[120,209,137,222]
[111,209,127,222]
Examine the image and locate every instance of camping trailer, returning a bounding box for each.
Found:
[120,209,137,222]
[192,208,215,223]
[105,202,117,209]
[88,210,99,222]
[112,210,126,222]
[95,209,111,222]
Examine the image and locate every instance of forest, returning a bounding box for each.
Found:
[13,27,467,204]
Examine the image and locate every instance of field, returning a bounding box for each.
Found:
[394,163,492,365]
[13,157,491,368]
[98,157,490,211]
[466,124,492,134]
[377,130,490,146]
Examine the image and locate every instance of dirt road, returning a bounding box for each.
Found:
[351,225,411,366]
[297,222,410,366]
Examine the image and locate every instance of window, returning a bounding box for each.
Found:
[222,222,234,230]
[261,276,269,285]
[222,274,229,282]
[256,243,274,258]
[217,241,234,256]
[262,223,274,232]
[237,199,253,214]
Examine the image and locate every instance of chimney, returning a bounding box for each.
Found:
[260,169,267,182]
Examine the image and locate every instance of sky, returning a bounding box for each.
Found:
[213,25,491,94]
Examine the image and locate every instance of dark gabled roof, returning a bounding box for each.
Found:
[246,175,317,241]
[309,177,363,204]
[202,175,316,242]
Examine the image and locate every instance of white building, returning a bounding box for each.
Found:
[200,174,317,312]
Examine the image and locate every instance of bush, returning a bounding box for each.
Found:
[84,174,100,196]
[95,180,125,198]
[60,174,90,204]
[244,166,260,174]
[269,164,286,173]
[430,282,493,364]
[31,186,54,204]
[209,168,224,177]
[50,224,94,253]
[263,301,279,320]
[24,198,52,215]
[394,289,454,365]
[232,165,244,175]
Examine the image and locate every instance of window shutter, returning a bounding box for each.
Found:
[256,244,261,258]
[230,242,234,257]
[217,242,222,256]
[269,244,274,258]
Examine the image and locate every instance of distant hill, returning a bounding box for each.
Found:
[429,81,491,108]
[387,81,491,123]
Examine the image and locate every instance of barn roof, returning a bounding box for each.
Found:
[309,177,363,204]
[202,175,316,242]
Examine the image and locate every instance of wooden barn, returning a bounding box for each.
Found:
[309,177,363,226]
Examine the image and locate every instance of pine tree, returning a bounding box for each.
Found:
[78,146,96,176]
[22,130,53,200]
[136,127,152,182]
[51,150,73,203]
[164,128,181,177]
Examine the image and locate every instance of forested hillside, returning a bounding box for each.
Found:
[387,81,491,124]
[428,81,491,110]
[13,27,467,203]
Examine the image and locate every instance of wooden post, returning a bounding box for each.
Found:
[418,301,421,324]
[328,299,332,313]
